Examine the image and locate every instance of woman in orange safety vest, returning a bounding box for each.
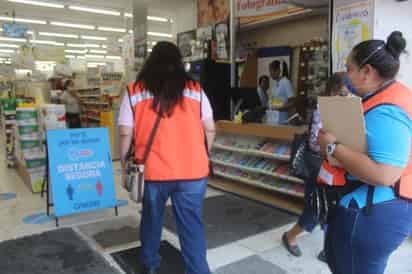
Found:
[317,31,412,274]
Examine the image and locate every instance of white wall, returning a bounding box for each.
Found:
[172,1,197,36]
[373,0,412,89]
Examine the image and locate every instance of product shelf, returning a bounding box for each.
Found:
[210,159,303,184]
[213,171,304,198]
[213,143,290,161]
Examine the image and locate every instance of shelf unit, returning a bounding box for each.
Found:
[210,121,306,214]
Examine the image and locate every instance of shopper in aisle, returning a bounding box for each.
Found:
[318,31,412,274]
[282,73,349,259]
[257,75,270,108]
[61,79,81,128]
[118,41,215,274]
[269,60,294,123]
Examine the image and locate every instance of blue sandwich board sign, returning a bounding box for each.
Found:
[47,128,117,217]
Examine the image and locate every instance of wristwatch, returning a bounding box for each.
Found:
[326,142,340,157]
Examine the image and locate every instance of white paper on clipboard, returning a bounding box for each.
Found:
[318,96,367,166]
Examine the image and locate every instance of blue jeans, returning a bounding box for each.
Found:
[326,199,412,274]
[139,178,210,274]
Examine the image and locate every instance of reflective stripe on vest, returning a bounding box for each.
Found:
[128,81,209,181]
[317,81,412,200]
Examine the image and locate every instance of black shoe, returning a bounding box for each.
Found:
[318,250,327,263]
[141,268,158,274]
[282,233,302,257]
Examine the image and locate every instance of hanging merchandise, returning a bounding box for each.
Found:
[214,21,230,60]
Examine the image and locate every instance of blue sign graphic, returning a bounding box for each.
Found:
[47,128,116,217]
[3,23,28,38]
[0,193,16,200]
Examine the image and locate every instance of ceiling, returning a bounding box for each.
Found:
[0,0,194,60]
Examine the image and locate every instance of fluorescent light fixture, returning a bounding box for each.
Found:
[8,0,64,8]
[0,43,19,48]
[30,40,64,46]
[81,35,107,41]
[106,55,121,60]
[77,56,85,59]
[65,55,75,59]
[97,27,126,33]
[0,16,47,25]
[69,5,121,16]
[51,21,95,30]
[124,13,168,22]
[128,30,133,34]
[0,49,14,53]
[89,50,107,54]
[118,39,124,43]
[85,54,105,59]
[35,61,56,64]
[147,16,168,22]
[151,41,157,46]
[101,45,107,49]
[27,30,34,35]
[67,43,100,48]
[0,36,26,42]
[65,49,87,54]
[39,32,78,39]
[148,48,152,52]
[147,32,172,38]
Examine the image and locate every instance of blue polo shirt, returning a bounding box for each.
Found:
[340,103,412,208]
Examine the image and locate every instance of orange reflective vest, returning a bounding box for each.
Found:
[317,81,412,200]
[128,80,209,181]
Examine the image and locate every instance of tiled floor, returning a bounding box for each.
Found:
[0,144,411,274]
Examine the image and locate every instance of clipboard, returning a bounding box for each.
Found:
[318,96,367,166]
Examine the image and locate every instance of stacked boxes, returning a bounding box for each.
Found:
[15,107,46,193]
[1,98,17,168]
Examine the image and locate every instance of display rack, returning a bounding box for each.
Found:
[210,121,306,214]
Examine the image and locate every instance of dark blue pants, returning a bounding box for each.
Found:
[139,178,210,274]
[298,177,320,233]
[326,199,412,274]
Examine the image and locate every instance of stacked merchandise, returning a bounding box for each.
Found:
[215,137,291,158]
[1,98,17,168]
[15,107,46,193]
[211,151,304,196]
[39,104,66,132]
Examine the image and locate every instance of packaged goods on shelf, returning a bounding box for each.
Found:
[39,104,66,130]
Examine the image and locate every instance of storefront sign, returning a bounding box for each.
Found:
[47,128,116,217]
[198,0,230,27]
[237,0,304,25]
[332,0,374,72]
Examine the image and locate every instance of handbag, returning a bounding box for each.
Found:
[289,132,323,180]
[124,86,162,203]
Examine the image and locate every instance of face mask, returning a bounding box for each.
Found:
[343,77,358,95]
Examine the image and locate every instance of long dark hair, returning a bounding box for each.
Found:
[352,31,407,79]
[270,60,289,78]
[136,41,192,116]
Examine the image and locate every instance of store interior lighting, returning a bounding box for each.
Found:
[0,37,26,42]
[65,49,87,54]
[106,55,121,60]
[39,32,79,39]
[50,21,95,30]
[89,50,107,54]
[124,13,169,22]
[97,27,126,33]
[85,54,105,59]
[0,49,15,53]
[81,35,107,41]
[67,43,100,48]
[69,5,121,16]
[8,0,64,9]
[30,40,64,46]
[0,43,20,48]
[0,16,47,25]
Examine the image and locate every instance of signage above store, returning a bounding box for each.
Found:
[3,23,28,38]
[237,0,306,25]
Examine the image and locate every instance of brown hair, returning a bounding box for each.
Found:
[323,72,345,96]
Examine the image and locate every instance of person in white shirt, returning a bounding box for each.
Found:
[61,79,81,128]
[257,75,270,108]
[269,60,295,123]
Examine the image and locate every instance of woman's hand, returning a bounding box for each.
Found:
[317,129,337,156]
